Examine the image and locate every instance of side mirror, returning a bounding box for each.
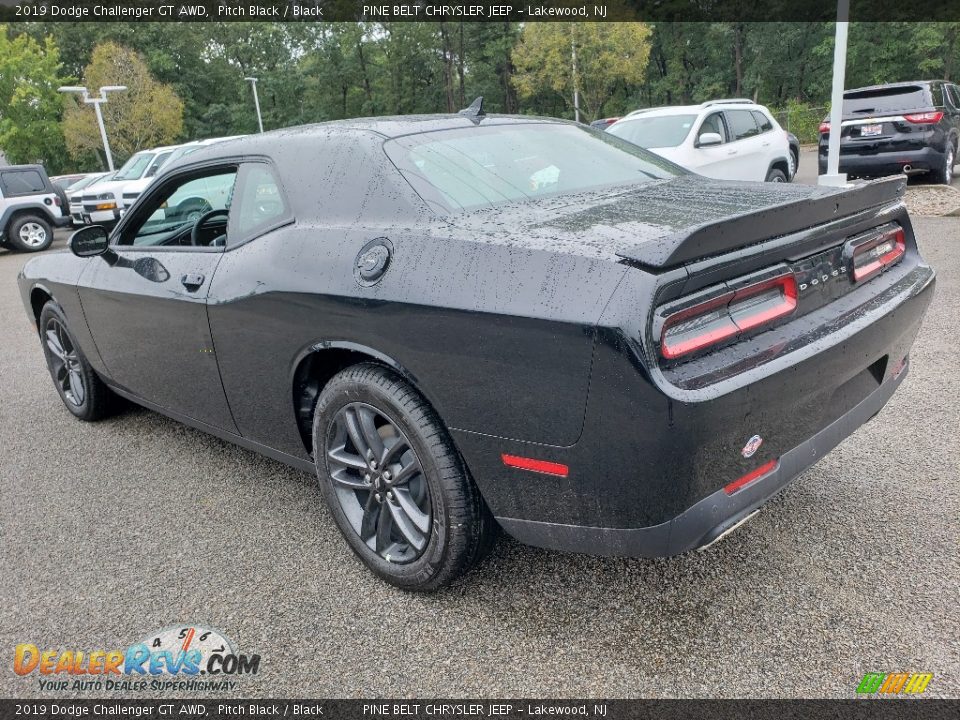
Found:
[697,132,723,147]
[69,225,109,258]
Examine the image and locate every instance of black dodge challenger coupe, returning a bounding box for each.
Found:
[19,110,935,590]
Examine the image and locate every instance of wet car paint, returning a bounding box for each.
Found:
[17,115,936,556]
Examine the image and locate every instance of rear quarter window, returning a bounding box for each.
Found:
[751,110,774,132]
[1,170,46,195]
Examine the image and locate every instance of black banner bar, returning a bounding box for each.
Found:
[2,700,959,720]
[2,0,960,23]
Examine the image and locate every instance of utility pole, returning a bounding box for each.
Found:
[820,0,850,187]
[58,85,127,171]
[245,77,264,133]
[571,31,581,124]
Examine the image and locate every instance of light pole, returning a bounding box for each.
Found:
[819,0,850,187]
[245,77,264,133]
[59,85,127,171]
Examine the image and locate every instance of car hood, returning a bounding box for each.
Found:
[440,174,904,268]
[81,179,129,196]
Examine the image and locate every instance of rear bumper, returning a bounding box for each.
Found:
[818,145,946,176]
[51,214,71,228]
[497,361,907,557]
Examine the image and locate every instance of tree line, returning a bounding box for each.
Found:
[3,21,960,173]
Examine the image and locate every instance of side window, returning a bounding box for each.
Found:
[697,112,727,143]
[145,151,173,178]
[1,170,45,195]
[228,164,290,246]
[726,110,760,141]
[931,84,945,108]
[751,110,774,133]
[119,168,238,247]
[947,85,960,109]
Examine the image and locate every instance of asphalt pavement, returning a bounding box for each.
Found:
[0,222,957,698]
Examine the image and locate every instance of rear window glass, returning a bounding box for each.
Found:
[385,123,682,213]
[751,110,774,132]
[607,114,697,148]
[1,170,45,194]
[843,86,931,114]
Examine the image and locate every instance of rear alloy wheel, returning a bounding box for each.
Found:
[313,363,496,591]
[8,215,53,252]
[765,168,787,183]
[935,143,956,184]
[39,301,114,421]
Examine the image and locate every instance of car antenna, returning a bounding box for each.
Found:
[458,97,486,123]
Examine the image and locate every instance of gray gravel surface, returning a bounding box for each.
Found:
[0,223,957,699]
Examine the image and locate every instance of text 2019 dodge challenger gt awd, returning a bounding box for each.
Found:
[19,112,934,590]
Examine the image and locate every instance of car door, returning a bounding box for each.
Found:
[723,110,766,180]
[689,112,736,179]
[76,165,240,432]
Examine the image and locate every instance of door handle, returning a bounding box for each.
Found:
[727,149,738,155]
[181,273,205,290]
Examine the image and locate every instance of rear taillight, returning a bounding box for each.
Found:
[659,270,798,361]
[847,225,906,283]
[818,122,830,134]
[904,111,943,124]
[53,196,61,206]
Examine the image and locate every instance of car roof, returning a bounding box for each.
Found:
[843,80,941,95]
[620,102,768,121]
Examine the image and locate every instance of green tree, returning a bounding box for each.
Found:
[62,42,183,168]
[512,23,653,121]
[0,26,70,172]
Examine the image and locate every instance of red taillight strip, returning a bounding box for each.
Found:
[659,291,737,360]
[852,227,906,283]
[729,275,798,333]
[659,272,797,361]
[904,111,943,124]
[724,459,778,495]
[501,454,569,478]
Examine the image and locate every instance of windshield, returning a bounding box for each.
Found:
[384,122,682,212]
[607,114,697,148]
[113,152,156,181]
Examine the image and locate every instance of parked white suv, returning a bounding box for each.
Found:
[607,100,794,182]
[79,145,182,226]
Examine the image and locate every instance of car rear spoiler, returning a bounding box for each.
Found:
[616,175,906,269]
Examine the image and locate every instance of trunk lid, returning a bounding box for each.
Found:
[442,174,904,270]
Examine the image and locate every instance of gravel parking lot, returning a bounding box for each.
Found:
[0,221,957,699]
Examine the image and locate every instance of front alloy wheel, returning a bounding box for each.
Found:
[326,402,432,564]
[38,301,114,421]
[45,318,85,406]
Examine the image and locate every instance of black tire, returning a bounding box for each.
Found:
[933,142,956,184]
[790,149,799,179]
[765,167,788,183]
[39,301,115,421]
[7,214,53,252]
[312,363,496,591]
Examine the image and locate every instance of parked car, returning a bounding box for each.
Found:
[120,136,246,213]
[787,131,801,179]
[19,111,934,590]
[0,164,71,252]
[608,99,794,182]
[79,146,180,227]
[67,172,114,226]
[589,117,620,130]
[818,80,960,183]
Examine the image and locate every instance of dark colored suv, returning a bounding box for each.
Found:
[818,80,960,183]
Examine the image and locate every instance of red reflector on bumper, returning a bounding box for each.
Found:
[501,454,569,478]
[724,459,778,495]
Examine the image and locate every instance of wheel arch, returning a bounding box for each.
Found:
[291,341,433,456]
[29,283,56,332]
[768,156,791,179]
